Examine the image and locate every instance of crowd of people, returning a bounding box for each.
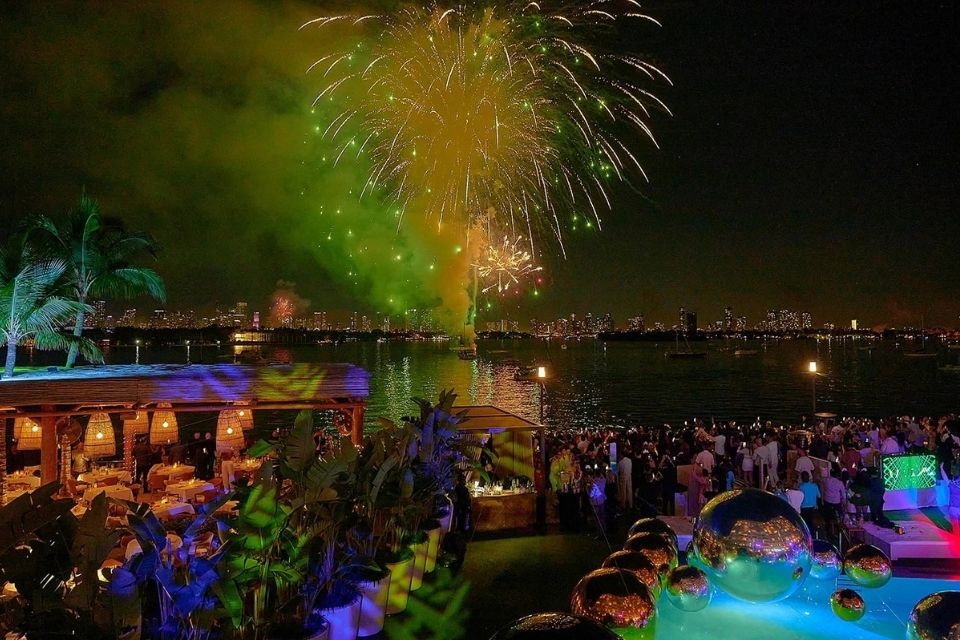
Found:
[537,413,960,537]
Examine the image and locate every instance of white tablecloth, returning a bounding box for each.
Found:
[82,485,134,503]
[2,488,32,505]
[150,500,196,521]
[149,465,195,483]
[78,469,132,485]
[3,473,40,489]
[165,480,214,502]
[222,459,261,484]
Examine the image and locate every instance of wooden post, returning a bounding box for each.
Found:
[40,405,57,484]
[123,421,134,474]
[351,404,365,447]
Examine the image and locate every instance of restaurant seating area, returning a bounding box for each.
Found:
[0,369,477,640]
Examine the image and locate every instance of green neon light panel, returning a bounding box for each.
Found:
[881,454,936,491]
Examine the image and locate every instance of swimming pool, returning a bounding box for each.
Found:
[652,576,959,640]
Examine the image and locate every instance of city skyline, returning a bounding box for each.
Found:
[2,3,958,328]
[86,297,952,334]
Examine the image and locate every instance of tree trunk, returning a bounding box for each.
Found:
[4,343,16,379]
[65,308,85,368]
[0,418,6,504]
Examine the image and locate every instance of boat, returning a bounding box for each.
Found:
[734,349,759,356]
[457,346,477,360]
[948,344,960,350]
[939,364,960,373]
[668,351,706,359]
[667,331,706,359]
[905,316,937,358]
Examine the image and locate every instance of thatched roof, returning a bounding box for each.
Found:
[0,363,369,412]
[453,405,542,432]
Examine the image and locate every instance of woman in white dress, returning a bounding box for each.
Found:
[739,442,754,487]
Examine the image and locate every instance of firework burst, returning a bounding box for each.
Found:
[304,0,671,257]
[474,234,542,294]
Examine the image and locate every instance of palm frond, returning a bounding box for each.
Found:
[92,267,166,302]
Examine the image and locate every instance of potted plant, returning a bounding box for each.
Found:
[0,484,125,640]
[119,492,232,640]
[251,410,364,640]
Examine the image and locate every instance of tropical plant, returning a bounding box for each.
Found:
[28,193,165,368]
[354,390,471,562]
[119,496,232,640]
[0,485,124,639]
[0,235,100,378]
[383,568,469,640]
[249,410,366,617]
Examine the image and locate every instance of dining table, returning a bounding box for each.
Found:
[147,464,196,492]
[149,498,196,522]
[2,488,32,505]
[165,479,214,503]
[82,484,134,503]
[78,468,132,486]
[3,471,41,489]
[221,458,262,485]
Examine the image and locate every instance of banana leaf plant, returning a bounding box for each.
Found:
[214,463,303,640]
[249,410,366,614]
[117,493,233,640]
[356,391,471,559]
[0,484,120,639]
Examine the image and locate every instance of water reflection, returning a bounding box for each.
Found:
[40,338,959,429]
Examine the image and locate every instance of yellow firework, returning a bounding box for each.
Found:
[305,1,671,256]
[474,234,542,294]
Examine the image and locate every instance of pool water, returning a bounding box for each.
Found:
[650,576,959,640]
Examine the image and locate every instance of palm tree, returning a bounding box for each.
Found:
[29,194,165,367]
[0,237,100,378]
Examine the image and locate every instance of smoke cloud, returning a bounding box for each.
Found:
[0,1,471,331]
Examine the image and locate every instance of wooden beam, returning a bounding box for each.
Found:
[40,405,57,483]
[351,404,365,447]
[0,400,366,419]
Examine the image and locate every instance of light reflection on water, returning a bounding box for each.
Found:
[84,338,960,428]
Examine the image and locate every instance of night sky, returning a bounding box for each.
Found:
[1,1,958,328]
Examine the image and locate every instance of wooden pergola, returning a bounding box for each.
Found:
[0,363,369,483]
[453,405,547,491]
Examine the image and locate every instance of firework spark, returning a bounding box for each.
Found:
[474,234,542,294]
[305,1,670,256]
[271,296,294,325]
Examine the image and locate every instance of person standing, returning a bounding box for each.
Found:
[659,454,677,516]
[617,449,634,512]
[694,446,715,475]
[739,441,754,487]
[823,467,846,536]
[71,442,90,476]
[765,435,781,487]
[798,471,821,533]
[133,436,153,487]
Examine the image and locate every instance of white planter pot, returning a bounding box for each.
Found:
[424,526,443,573]
[409,538,429,591]
[356,572,391,637]
[441,496,454,533]
[317,592,361,640]
[385,553,414,615]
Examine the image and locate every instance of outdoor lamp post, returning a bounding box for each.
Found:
[537,366,547,424]
[535,364,549,533]
[808,360,818,414]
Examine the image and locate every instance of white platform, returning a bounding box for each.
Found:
[862,518,956,561]
[882,483,948,511]
[661,515,694,549]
